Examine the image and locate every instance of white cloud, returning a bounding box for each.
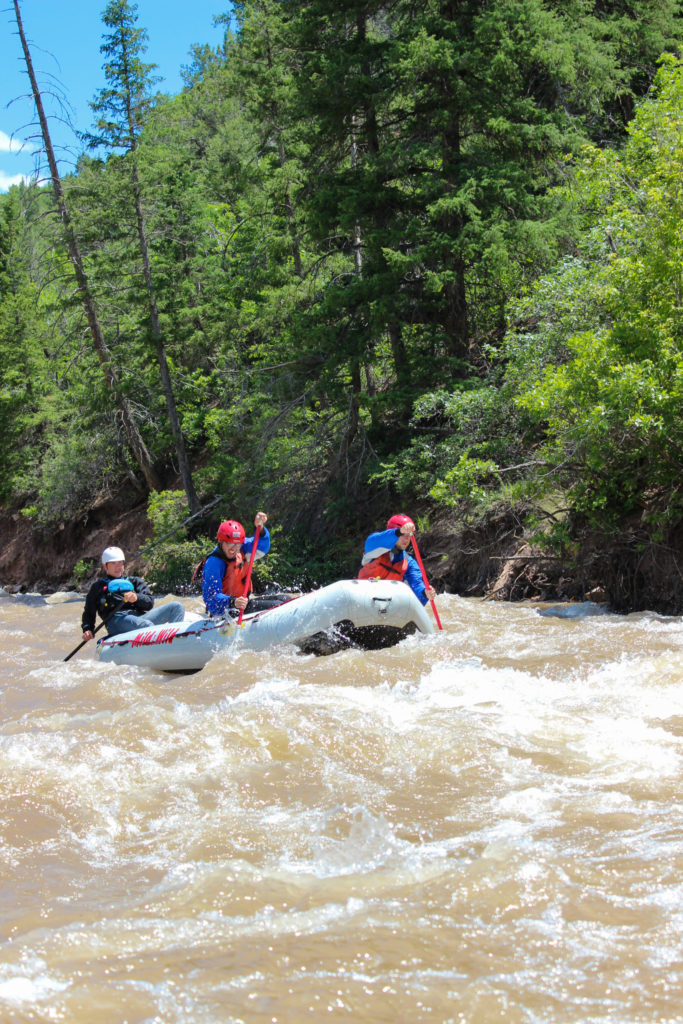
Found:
[0,170,30,192]
[0,130,26,154]
[0,131,34,191]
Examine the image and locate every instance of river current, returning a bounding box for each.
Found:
[0,590,682,1023]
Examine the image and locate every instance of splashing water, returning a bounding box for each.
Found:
[1,592,682,1022]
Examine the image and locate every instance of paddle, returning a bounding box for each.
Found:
[63,596,124,662]
[410,535,443,631]
[237,524,262,626]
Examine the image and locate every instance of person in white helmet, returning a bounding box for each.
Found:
[80,546,185,642]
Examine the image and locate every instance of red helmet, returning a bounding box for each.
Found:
[387,513,414,530]
[217,519,245,544]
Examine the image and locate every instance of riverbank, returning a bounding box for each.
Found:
[427,506,683,615]
[0,493,152,595]
[1,495,681,615]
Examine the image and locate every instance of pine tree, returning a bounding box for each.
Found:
[86,0,200,512]
[11,0,161,493]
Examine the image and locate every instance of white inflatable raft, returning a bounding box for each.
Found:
[96,578,436,672]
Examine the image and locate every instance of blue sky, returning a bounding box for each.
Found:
[1,0,231,192]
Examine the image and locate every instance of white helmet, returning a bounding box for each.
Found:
[101,546,125,564]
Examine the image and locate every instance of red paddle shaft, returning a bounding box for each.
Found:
[237,524,261,626]
[411,535,443,630]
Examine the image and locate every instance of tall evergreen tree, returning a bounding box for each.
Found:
[0,188,43,499]
[87,0,200,512]
[11,0,161,494]
[230,1,305,279]
[284,0,683,406]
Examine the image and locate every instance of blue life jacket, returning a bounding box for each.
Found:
[107,578,135,594]
[101,576,135,616]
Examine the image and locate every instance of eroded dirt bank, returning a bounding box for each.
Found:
[1,497,681,615]
[0,495,153,595]
[427,508,683,615]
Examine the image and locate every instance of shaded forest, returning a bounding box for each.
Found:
[3,0,683,608]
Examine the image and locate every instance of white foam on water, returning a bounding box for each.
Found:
[223,673,301,705]
[45,593,83,605]
[277,805,403,878]
[53,619,80,634]
[9,895,362,962]
[3,597,683,1022]
[0,959,69,1005]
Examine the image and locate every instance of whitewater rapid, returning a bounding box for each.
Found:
[1,591,682,1022]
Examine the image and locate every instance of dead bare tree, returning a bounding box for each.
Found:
[12,0,161,493]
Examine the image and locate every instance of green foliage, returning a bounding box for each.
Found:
[6,1,683,562]
[505,54,683,527]
[369,381,536,518]
[72,559,91,583]
[85,0,161,151]
[33,428,120,525]
[143,537,208,594]
[430,455,502,513]
[254,527,353,591]
[0,190,61,502]
[141,490,206,593]
[145,490,189,538]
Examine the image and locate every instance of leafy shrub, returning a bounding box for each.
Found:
[33,428,120,525]
[141,490,207,594]
[430,455,502,511]
[72,559,91,584]
[503,56,683,529]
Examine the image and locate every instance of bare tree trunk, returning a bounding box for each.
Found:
[350,125,379,405]
[388,320,410,388]
[354,10,411,398]
[275,130,304,278]
[129,160,201,513]
[12,0,160,492]
[107,13,200,515]
[443,110,470,362]
[351,127,363,279]
[327,362,362,488]
[262,20,303,279]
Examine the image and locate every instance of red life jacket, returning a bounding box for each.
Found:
[221,551,251,597]
[358,551,408,582]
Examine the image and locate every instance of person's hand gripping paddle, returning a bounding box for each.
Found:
[237,513,267,626]
[63,581,131,661]
[410,535,443,631]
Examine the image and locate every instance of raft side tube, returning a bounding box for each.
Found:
[96,579,435,671]
[234,578,434,653]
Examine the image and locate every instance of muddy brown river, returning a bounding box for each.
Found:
[1,589,682,1022]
